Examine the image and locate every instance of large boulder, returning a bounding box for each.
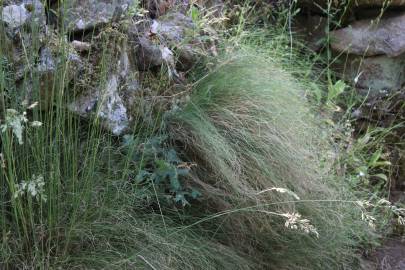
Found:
[336,54,405,94]
[62,0,134,32]
[330,13,405,57]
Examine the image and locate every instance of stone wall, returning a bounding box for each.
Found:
[0,0,217,135]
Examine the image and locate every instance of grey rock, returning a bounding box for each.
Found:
[1,0,47,82]
[1,0,46,36]
[129,12,200,72]
[2,4,30,28]
[71,40,91,53]
[69,43,133,135]
[69,74,130,135]
[337,54,405,93]
[36,45,84,82]
[157,12,195,42]
[14,46,56,110]
[62,0,134,32]
[22,0,45,25]
[158,12,199,70]
[37,47,56,73]
[331,13,405,57]
[66,50,85,81]
[117,42,131,79]
[68,90,99,118]
[96,74,129,135]
[136,36,165,69]
[24,45,85,109]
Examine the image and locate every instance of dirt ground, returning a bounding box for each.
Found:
[362,238,405,270]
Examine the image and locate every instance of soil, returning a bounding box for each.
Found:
[362,238,405,270]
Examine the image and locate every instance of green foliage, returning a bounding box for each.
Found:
[122,134,200,206]
[338,122,398,191]
[327,79,347,106]
[1,2,401,269]
[189,5,200,24]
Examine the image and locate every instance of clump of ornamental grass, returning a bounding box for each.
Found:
[168,49,378,269]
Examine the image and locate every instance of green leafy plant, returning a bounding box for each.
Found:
[123,135,200,206]
[340,123,396,191]
[327,79,347,106]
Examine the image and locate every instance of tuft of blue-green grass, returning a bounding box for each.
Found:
[168,49,378,269]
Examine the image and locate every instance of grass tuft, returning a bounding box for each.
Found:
[168,49,377,269]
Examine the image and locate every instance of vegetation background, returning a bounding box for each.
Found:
[0,0,404,269]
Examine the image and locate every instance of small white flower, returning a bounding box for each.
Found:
[14,174,46,202]
[28,102,39,109]
[1,109,28,144]
[31,121,43,127]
